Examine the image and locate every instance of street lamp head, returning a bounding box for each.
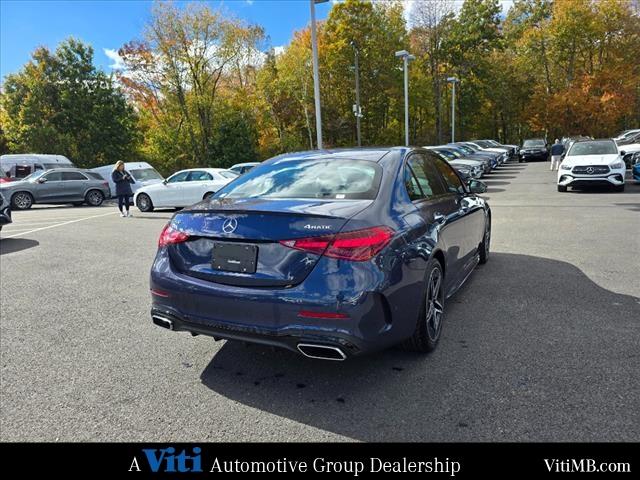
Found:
[395,50,410,58]
[446,76,459,83]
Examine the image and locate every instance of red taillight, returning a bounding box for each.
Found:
[280,226,394,262]
[298,310,349,319]
[150,288,170,298]
[158,224,190,248]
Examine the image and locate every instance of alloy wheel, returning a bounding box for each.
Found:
[87,191,103,206]
[425,267,444,341]
[138,194,151,211]
[13,193,32,209]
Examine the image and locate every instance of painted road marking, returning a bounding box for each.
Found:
[1,211,115,239]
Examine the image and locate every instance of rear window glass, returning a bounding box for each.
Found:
[219,171,238,179]
[85,172,105,180]
[216,159,382,200]
[568,141,618,156]
[129,168,163,181]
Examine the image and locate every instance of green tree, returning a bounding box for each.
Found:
[0,39,139,167]
[118,1,264,169]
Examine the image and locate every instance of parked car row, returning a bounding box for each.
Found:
[423,139,516,182]
[0,157,258,211]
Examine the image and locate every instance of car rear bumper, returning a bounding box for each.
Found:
[149,248,412,359]
[150,306,364,359]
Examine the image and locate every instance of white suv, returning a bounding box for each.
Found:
[557,139,626,192]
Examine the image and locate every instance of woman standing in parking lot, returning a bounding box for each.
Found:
[112,161,134,217]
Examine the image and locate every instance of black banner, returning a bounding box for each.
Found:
[0,443,636,476]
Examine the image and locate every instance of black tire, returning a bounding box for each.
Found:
[11,192,33,210]
[557,185,567,192]
[85,189,104,207]
[479,215,491,264]
[136,193,154,212]
[203,191,215,200]
[401,259,445,353]
[614,184,625,192]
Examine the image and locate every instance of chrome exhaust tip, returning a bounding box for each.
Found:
[297,343,346,361]
[152,315,174,330]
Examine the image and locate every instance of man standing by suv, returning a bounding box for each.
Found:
[550,139,564,171]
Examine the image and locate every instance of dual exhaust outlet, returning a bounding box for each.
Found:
[152,315,346,361]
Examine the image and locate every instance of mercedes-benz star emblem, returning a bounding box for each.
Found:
[222,218,238,234]
[586,167,594,174]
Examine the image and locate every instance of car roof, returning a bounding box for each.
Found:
[231,162,260,167]
[1,154,73,163]
[573,138,615,144]
[267,148,399,164]
[44,167,92,172]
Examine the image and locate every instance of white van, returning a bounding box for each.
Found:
[0,154,76,180]
[91,162,164,196]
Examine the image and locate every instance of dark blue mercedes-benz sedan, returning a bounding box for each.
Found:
[150,147,491,360]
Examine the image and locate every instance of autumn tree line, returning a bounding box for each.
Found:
[1,0,639,173]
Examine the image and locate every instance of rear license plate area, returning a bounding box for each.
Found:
[212,242,258,274]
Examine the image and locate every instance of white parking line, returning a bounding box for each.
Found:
[1,211,115,239]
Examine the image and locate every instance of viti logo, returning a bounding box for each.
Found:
[129,446,203,473]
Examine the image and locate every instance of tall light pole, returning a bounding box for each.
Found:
[310,0,328,150]
[396,50,415,147]
[447,76,459,142]
[350,41,362,147]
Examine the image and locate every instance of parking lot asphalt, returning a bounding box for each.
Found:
[1,161,639,442]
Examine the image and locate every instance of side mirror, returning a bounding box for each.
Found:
[620,151,626,156]
[467,179,487,194]
[163,179,168,185]
[37,178,47,184]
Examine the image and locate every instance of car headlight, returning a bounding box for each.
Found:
[609,161,624,169]
[560,164,571,170]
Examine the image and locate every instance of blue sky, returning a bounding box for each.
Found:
[1,0,514,80]
[0,0,335,79]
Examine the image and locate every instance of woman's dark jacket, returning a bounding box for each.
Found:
[111,170,134,196]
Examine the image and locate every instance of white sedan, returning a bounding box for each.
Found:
[134,168,237,212]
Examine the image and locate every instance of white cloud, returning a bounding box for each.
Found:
[273,45,285,56]
[103,48,125,70]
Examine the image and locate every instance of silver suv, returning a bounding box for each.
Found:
[0,168,111,210]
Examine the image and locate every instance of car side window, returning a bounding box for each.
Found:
[43,171,63,182]
[433,158,466,194]
[408,153,447,199]
[188,171,213,181]
[404,164,424,201]
[167,171,189,183]
[61,172,87,181]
